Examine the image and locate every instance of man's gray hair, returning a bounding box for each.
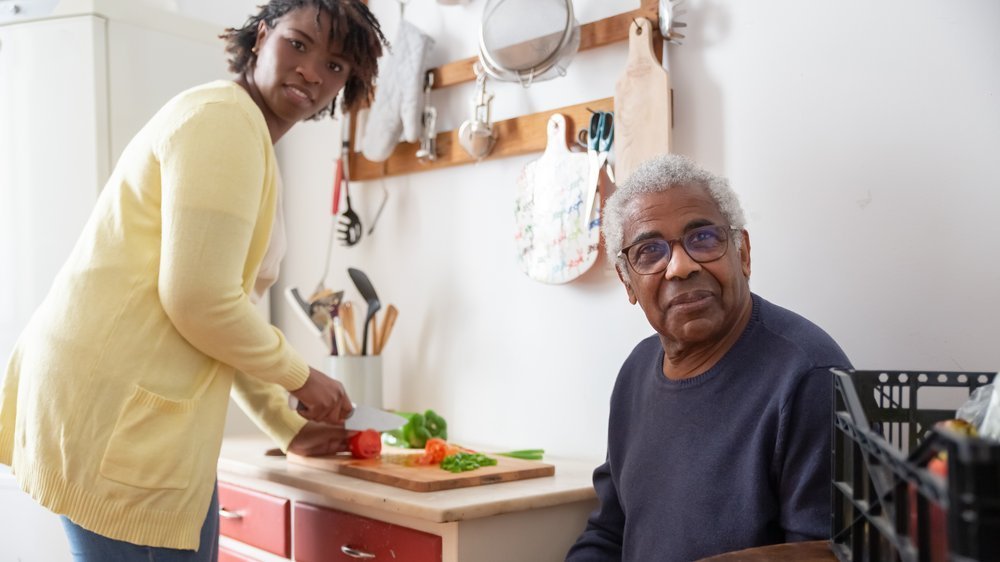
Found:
[603,154,747,268]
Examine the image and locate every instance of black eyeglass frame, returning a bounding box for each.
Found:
[617,225,742,275]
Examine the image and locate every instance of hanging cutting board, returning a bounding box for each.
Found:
[613,17,672,185]
[287,448,555,492]
[513,113,598,284]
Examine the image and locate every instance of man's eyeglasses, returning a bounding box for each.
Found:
[618,225,740,275]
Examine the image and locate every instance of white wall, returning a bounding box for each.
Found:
[274,0,1000,461]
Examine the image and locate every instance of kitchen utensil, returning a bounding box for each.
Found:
[366,180,388,236]
[289,399,401,430]
[458,65,498,160]
[332,316,347,356]
[287,449,554,492]
[337,174,362,246]
[375,304,398,355]
[347,268,381,356]
[513,113,597,284]
[284,287,343,352]
[337,114,363,246]
[613,17,672,185]
[658,0,688,44]
[345,403,405,432]
[312,166,340,293]
[339,301,360,355]
[285,287,320,333]
[368,308,382,355]
[478,0,580,87]
[416,70,438,163]
[582,110,614,228]
[307,289,343,330]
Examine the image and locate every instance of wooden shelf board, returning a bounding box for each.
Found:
[349,97,613,181]
[346,1,663,180]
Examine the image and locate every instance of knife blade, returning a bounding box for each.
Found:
[345,404,407,432]
[289,395,406,433]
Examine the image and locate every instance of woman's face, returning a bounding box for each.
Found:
[250,6,352,137]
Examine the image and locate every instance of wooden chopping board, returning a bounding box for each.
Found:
[287,447,555,492]
[613,16,672,185]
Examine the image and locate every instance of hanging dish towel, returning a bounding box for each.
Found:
[362,20,435,162]
[514,114,598,284]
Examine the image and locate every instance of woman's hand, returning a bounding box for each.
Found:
[287,421,350,456]
[290,366,353,425]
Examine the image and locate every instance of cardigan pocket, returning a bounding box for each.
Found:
[99,384,202,490]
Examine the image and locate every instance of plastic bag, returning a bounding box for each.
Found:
[980,377,1000,440]
[956,373,1000,441]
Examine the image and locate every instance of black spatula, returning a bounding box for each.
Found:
[347,267,381,355]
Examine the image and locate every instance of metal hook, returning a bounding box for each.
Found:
[398,0,409,18]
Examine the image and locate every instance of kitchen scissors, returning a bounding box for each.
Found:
[583,111,613,228]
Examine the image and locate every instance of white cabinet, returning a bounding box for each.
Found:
[0,15,110,358]
[0,1,224,359]
[0,3,227,559]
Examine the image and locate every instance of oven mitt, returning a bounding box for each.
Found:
[362,20,435,162]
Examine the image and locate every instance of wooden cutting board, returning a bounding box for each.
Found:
[513,113,598,284]
[613,16,672,185]
[287,448,555,492]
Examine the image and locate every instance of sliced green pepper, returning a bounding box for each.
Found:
[440,452,497,473]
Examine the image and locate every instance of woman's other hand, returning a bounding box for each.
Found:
[290,366,353,425]
[287,421,350,456]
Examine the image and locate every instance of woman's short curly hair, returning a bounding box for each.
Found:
[220,0,388,118]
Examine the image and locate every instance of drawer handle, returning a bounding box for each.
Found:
[218,507,244,520]
[340,545,376,559]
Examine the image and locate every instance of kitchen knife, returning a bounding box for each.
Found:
[289,397,407,433]
[345,404,408,432]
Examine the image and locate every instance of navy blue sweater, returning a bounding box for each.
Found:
[567,294,851,561]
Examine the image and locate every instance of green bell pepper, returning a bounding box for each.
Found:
[380,409,448,449]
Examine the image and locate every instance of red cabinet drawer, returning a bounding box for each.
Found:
[219,545,259,562]
[218,482,290,557]
[294,502,442,562]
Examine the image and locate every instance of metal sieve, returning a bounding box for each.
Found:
[477,0,580,87]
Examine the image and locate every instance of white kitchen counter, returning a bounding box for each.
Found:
[218,436,598,523]
[218,436,601,562]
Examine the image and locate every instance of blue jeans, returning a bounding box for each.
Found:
[60,483,219,562]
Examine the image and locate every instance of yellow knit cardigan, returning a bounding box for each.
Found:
[0,81,309,550]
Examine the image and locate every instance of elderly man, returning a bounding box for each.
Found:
[567,155,851,561]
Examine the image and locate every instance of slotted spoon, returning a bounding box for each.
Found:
[337,115,363,246]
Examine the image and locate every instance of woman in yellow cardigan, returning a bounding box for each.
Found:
[0,1,386,559]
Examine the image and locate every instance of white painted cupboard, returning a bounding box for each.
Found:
[0,2,226,558]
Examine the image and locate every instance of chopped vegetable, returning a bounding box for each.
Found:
[382,409,448,449]
[414,437,459,465]
[349,429,382,459]
[440,452,497,473]
[495,449,545,461]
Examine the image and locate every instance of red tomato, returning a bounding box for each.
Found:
[415,438,458,465]
[349,429,382,459]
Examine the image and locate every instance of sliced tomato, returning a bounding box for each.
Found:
[414,438,458,465]
[349,429,382,459]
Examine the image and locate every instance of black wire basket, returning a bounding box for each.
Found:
[830,369,1000,562]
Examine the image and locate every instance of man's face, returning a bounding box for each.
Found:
[617,183,752,351]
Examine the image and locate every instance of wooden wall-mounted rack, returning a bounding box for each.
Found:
[349,0,660,181]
